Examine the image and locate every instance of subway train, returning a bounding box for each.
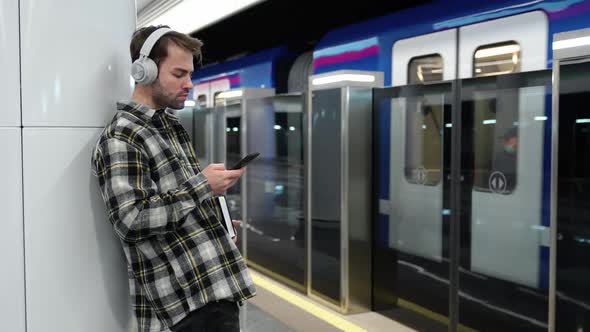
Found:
[178,1,590,331]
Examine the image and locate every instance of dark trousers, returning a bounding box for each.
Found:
[170,301,240,332]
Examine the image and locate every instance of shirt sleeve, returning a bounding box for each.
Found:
[92,138,212,243]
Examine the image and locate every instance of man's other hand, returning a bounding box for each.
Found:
[232,220,241,243]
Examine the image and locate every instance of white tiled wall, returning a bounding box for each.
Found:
[23,128,129,332]
[0,0,21,126]
[18,0,136,331]
[0,128,25,331]
[20,0,135,127]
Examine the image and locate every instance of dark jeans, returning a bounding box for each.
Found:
[170,301,240,332]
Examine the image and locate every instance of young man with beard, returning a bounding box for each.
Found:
[91,26,256,332]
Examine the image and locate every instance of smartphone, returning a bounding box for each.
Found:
[228,152,260,170]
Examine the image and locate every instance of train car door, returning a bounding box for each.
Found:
[456,11,552,331]
[390,29,456,261]
[459,11,548,287]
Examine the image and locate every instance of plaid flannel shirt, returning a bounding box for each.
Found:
[91,100,256,331]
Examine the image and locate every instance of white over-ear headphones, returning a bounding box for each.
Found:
[131,27,172,85]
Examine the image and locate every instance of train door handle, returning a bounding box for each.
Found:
[446,175,465,181]
[557,232,563,241]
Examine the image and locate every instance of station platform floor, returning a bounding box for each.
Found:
[242,270,416,332]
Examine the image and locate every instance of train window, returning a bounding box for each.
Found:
[408,54,443,84]
[404,95,443,186]
[474,41,520,77]
[213,91,224,106]
[472,91,518,194]
[197,94,207,109]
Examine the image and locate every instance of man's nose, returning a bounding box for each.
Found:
[183,76,193,90]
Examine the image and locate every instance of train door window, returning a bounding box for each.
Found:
[471,42,521,193]
[473,41,520,77]
[405,55,444,186]
[471,90,519,194]
[197,94,207,109]
[404,94,443,186]
[408,54,443,84]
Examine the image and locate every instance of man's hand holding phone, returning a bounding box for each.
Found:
[202,153,259,194]
[201,163,244,195]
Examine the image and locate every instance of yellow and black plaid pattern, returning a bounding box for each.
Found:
[91,100,256,331]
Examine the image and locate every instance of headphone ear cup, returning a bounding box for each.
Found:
[131,59,147,84]
[142,58,158,85]
[131,58,158,85]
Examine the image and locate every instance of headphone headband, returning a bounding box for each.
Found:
[139,27,172,59]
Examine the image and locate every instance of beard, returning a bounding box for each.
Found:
[152,79,187,110]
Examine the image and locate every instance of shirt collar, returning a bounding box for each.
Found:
[117,100,179,121]
[164,108,179,119]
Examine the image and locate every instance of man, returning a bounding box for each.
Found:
[91,25,256,332]
[494,126,518,192]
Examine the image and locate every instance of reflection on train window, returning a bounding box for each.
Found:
[404,95,443,186]
[245,96,306,289]
[226,114,241,167]
[472,91,518,193]
[197,94,207,109]
[193,111,209,161]
[226,114,242,218]
[225,109,242,171]
[274,112,303,164]
[408,54,443,84]
[474,41,520,77]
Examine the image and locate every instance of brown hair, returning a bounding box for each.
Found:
[130,25,203,66]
